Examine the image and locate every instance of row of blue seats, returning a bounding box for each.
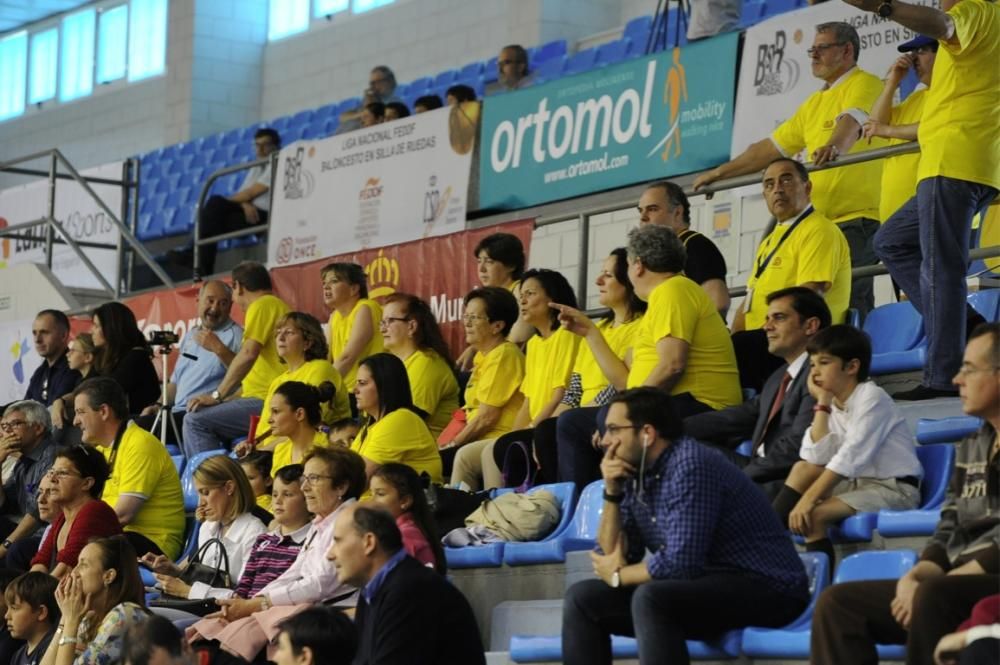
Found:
[508,549,916,662]
[865,289,1000,375]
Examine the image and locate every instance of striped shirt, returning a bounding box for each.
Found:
[233,523,311,599]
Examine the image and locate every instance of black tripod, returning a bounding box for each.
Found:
[646,0,691,54]
[150,343,183,446]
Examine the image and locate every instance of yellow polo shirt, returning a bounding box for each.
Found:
[574,317,644,405]
[917,0,1000,189]
[627,276,741,410]
[241,295,292,399]
[351,408,443,484]
[403,349,459,438]
[271,431,329,478]
[101,423,185,559]
[772,67,886,223]
[745,208,852,329]
[256,359,350,447]
[880,89,927,221]
[328,298,384,390]
[464,341,525,440]
[520,327,581,422]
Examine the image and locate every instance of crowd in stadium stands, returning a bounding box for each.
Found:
[0,0,996,662]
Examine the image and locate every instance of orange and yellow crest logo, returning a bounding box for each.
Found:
[365,249,400,299]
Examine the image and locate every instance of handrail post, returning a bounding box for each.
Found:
[577,213,590,307]
[45,153,57,269]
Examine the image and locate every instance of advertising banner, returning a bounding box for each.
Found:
[732,0,938,155]
[124,220,533,366]
[0,319,42,404]
[266,104,477,268]
[478,32,739,210]
[0,162,123,291]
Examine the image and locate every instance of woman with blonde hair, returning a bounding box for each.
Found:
[141,455,266,601]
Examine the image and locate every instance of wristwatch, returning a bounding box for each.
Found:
[877,0,893,17]
[1,538,11,549]
[610,568,622,588]
[211,389,222,401]
[603,491,624,504]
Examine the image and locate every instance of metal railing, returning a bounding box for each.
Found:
[191,153,277,278]
[0,149,174,298]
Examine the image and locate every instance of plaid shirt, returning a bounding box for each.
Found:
[621,437,808,599]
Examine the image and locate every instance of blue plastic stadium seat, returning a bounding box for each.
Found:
[484,57,499,83]
[741,1,767,26]
[136,212,164,242]
[839,549,918,582]
[878,443,956,537]
[969,289,1000,321]
[624,16,653,46]
[510,630,742,662]
[290,109,313,127]
[595,39,629,67]
[177,140,197,156]
[460,61,485,80]
[735,439,753,457]
[846,307,861,328]
[164,206,194,236]
[445,483,576,570]
[503,482,586,565]
[434,69,458,88]
[218,128,241,147]
[139,192,166,216]
[534,56,567,84]
[764,0,803,18]
[407,77,432,95]
[182,450,227,512]
[916,416,983,444]
[140,516,201,587]
[171,455,185,475]
[534,39,567,65]
[864,301,927,375]
[565,48,598,76]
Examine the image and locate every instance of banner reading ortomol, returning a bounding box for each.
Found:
[478,32,739,210]
[732,0,939,156]
[266,104,479,268]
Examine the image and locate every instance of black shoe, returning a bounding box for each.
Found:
[893,385,959,401]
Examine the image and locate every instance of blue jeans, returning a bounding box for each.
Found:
[839,216,880,319]
[181,397,263,458]
[562,575,806,665]
[874,176,997,389]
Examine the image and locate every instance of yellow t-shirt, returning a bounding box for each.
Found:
[351,408,443,484]
[879,89,927,222]
[521,328,581,422]
[627,276,741,411]
[917,0,1000,189]
[403,349,459,438]
[574,317,643,406]
[101,423,185,559]
[256,359,350,447]
[464,342,525,440]
[328,299,384,390]
[271,431,330,477]
[241,294,292,400]
[255,494,272,512]
[772,67,886,223]
[744,208,852,329]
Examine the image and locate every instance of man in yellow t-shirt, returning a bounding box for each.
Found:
[183,261,291,457]
[843,0,999,400]
[74,377,185,558]
[861,35,938,222]
[732,158,851,391]
[693,22,885,318]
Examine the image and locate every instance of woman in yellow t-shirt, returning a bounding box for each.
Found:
[321,262,384,400]
[350,353,443,487]
[438,287,525,476]
[521,248,647,482]
[262,381,332,478]
[380,293,460,439]
[452,269,581,491]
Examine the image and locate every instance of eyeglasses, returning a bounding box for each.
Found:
[300,474,334,486]
[46,469,81,480]
[0,420,27,430]
[604,424,642,435]
[379,317,409,328]
[807,42,846,57]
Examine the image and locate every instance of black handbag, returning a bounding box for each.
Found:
[149,537,232,616]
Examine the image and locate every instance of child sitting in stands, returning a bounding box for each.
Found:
[241,451,274,514]
[772,325,922,565]
[4,572,60,665]
[328,419,360,449]
[369,463,446,574]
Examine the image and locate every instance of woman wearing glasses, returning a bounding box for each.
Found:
[438,287,525,477]
[186,447,365,663]
[380,294,459,439]
[31,446,122,579]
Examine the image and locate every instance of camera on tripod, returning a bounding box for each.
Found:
[149,329,179,347]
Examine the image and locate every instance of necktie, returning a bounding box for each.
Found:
[754,371,792,455]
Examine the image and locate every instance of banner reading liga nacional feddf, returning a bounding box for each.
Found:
[478,32,739,210]
[267,104,476,268]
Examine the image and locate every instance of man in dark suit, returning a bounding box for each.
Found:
[327,504,485,665]
[685,286,831,497]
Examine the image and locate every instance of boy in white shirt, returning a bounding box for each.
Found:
[772,324,922,565]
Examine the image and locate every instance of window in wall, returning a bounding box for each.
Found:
[97,5,128,83]
[0,31,27,120]
[315,0,349,17]
[269,0,309,40]
[128,0,167,81]
[28,28,57,105]
[60,8,96,102]
[352,0,395,13]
